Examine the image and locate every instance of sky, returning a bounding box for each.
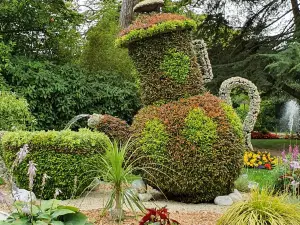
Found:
[76,0,294,37]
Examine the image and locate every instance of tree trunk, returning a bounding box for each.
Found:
[119,0,138,29]
[291,0,300,37]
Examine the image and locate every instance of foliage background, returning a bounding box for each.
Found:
[2,57,140,130]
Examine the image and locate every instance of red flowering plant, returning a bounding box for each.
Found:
[251,131,279,139]
[139,207,180,225]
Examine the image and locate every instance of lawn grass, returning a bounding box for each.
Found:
[252,139,299,151]
[241,168,279,189]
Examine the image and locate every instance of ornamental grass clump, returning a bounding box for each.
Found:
[217,189,300,225]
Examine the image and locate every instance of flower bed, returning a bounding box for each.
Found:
[251,131,279,139]
[243,151,278,169]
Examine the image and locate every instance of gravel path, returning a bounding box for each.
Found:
[0,184,227,224]
[61,188,228,214]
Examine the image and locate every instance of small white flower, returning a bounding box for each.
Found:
[291,180,300,187]
[54,188,62,199]
[14,144,29,165]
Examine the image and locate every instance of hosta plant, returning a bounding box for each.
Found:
[139,207,180,225]
[3,199,92,225]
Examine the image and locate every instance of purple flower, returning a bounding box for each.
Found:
[293,145,299,160]
[290,161,300,169]
[27,161,37,190]
[289,145,293,153]
[282,150,287,160]
[14,144,29,165]
[291,180,300,186]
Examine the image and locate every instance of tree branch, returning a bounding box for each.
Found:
[267,75,300,100]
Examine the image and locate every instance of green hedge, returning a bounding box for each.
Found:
[0,91,35,131]
[2,129,109,199]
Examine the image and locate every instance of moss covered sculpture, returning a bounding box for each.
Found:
[88,8,258,203]
[116,13,203,105]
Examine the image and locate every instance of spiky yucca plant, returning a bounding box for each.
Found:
[217,189,300,225]
[85,139,146,221]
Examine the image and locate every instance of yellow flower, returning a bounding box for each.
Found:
[263,157,267,162]
[258,161,262,165]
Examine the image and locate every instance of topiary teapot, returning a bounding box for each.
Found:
[88,1,260,203]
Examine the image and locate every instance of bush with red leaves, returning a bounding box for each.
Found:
[139,207,180,225]
[251,131,279,139]
[92,114,130,142]
[120,13,190,36]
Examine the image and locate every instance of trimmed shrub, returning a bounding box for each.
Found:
[234,175,250,193]
[0,91,35,131]
[128,30,203,105]
[131,93,245,203]
[117,13,196,47]
[2,129,109,199]
[160,49,190,84]
[117,13,203,106]
[88,114,130,142]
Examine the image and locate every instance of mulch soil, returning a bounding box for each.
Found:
[83,209,222,225]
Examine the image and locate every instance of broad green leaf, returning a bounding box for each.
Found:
[41,200,60,212]
[51,209,75,219]
[63,212,88,225]
[57,205,79,212]
[31,205,40,216]
[35,221,48,225]
[50,221,64,225]
[37,213,51,220]
[10,218,30,225]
